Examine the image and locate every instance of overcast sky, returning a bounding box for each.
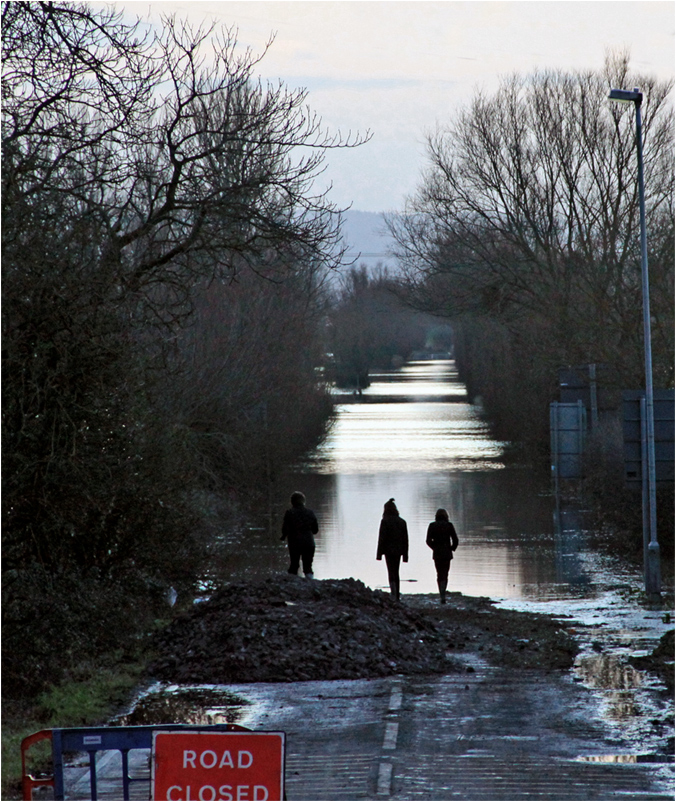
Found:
[105,1,675,213]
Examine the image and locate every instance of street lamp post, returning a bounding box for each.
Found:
[608,87,661,598]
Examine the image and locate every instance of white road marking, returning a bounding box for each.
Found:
[383,721,399,750]
[389,687,403,711]
[377,761,393,795]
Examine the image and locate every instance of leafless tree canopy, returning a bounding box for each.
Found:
[388,53,674,443]
[2,1,368,695]
[328,265,432,389]
[3,2,368,298]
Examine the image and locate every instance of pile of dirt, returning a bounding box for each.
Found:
[148,575,578,684]
[149,576,448,683]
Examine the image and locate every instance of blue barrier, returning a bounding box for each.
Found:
[23,723,250,800]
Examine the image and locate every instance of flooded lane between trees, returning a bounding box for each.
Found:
[98,360,673,801]
[292,359,581,600]
[234,359,672,739]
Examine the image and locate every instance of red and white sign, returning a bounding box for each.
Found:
[152,731,285,801]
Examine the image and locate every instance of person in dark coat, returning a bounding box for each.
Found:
[426,508,459,604]
[376,498,409,601]
[281,491,319,578]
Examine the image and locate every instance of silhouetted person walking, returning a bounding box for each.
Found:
[426,508,459,604]
[281,491,318,578]
[376,498,409,600]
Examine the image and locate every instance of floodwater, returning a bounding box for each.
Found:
[289,359,588,600]
[285,359,673,755]
[101,360,672,799]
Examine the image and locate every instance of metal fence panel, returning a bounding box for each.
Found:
[23,724,254,801]
[622,390,675,486]
[550,401,587,480]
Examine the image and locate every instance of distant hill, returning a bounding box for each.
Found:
[340,210,398,272]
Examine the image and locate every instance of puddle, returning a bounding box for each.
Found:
[112,684,250,727]
[572,648,670,723]
[576,653,644,691]
[492,562,673,760]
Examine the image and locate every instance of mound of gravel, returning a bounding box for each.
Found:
[148,576,450,684]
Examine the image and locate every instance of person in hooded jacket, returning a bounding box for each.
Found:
[376,498,408,601]
[426,508,459,604]
[281,491,319,578]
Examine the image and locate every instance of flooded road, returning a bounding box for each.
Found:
[284,359,674,767]
[290,359,587,600]
[83,359,672,801]
[203,359,673,743]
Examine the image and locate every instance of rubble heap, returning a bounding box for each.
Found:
[148,575,581,685]
[149,576,449,684]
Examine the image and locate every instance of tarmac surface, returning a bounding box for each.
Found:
[60,654,673,801]
[233,665,674,801]
[57,577,674,802]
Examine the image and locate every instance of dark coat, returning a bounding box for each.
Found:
[426,520,459,561]
[377,514,409,561]
[282,506,318,545]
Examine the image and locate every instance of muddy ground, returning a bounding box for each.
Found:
[148,575,581,685]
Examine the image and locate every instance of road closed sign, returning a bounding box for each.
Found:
[152,730,285,801]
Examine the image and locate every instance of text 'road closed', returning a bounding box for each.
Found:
[152,731,285,802]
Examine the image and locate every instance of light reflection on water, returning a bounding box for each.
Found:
[291,360,592,600]
[307,403,503,474]
[575,654,644,721]
[312,361,503,474]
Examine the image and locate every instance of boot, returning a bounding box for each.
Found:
[305,572,314,580]
[438,579,447,604]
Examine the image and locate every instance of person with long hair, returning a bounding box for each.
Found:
[425,508,459,604]
[376,498,409,601]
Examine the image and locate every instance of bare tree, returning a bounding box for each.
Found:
[3,3,367,310]
[328,265,431,389]
[163,257,332,493]
[2,2,368,693]
[389,53,674,399]
[387,54,674,451]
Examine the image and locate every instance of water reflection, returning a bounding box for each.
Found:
[577,755,638,763]
[577,754,674,763]
[576,654,644,691]
[553,505,592,592]
[114,686,248,727]
[308,402,503,474]
[575,654,644,720]
[289,360,593,600]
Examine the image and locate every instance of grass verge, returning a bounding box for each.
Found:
[2,654,147,801]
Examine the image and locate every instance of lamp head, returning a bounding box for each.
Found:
[608,87,643,104]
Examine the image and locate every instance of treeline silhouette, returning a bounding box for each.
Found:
[2,2,367,696]
[328,266,439,390]
[388,53,674,561]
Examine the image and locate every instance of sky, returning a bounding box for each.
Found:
[102,1,674,213]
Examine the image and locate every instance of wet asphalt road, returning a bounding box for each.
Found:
[229,657,673,801]
[61,586,674,801]
[62,660,674,801]
[62,663,674,802]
